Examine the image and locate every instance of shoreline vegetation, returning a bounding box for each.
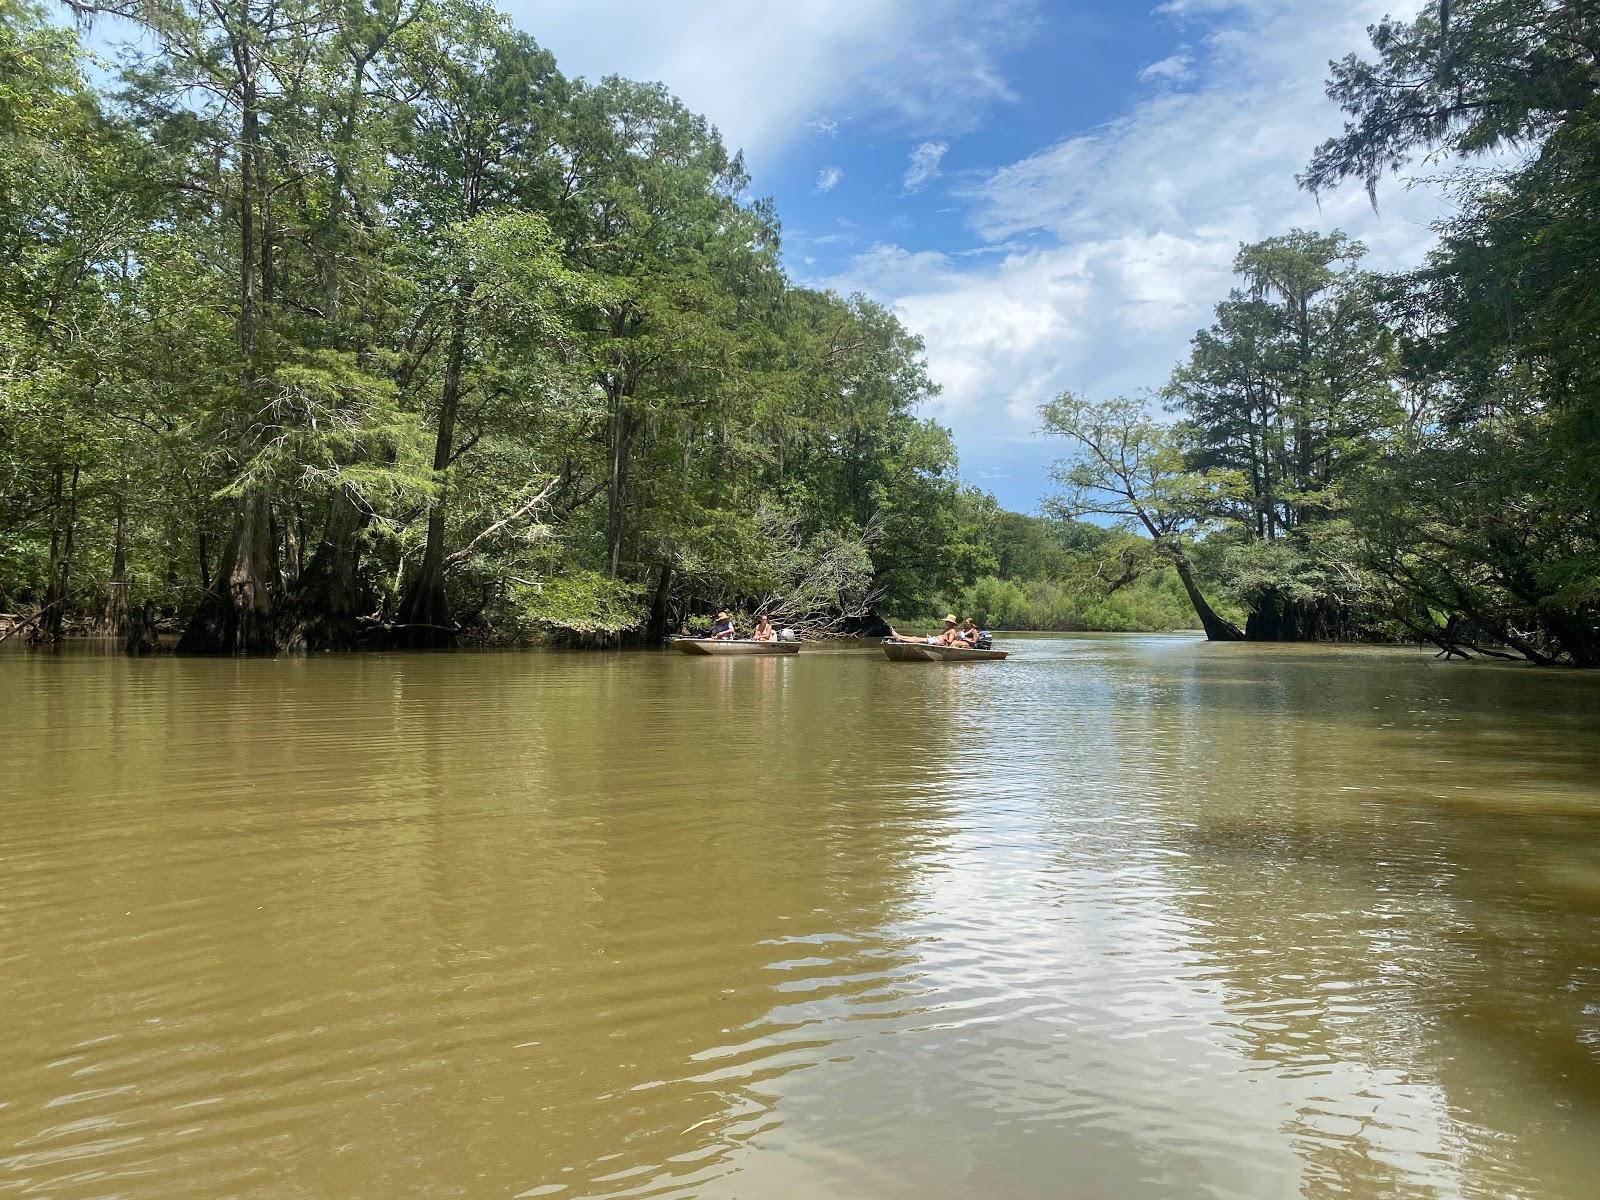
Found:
[2,1,1595,664]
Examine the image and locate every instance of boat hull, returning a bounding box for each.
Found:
[881,640,1007,662]
[669,638,801,656]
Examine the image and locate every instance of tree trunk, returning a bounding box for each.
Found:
[197,524,212,593]
[177,43,278,655]
[126,601,159,656]
[606,387,637,578]
[1244,588,1352,641]
[282,486,371,653]
[646,560,674,641]
[101,497,130,637]
[177,487,279,654]
[394,525,455,647]
[238,53,258,360]
[41,464,80,644]
[1167,544,1243,641]
[395,284,473,647]
[39,466,64,643]
[1544,611,1600,669]
[280,501,301,588]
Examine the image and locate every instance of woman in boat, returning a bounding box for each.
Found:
[959,618,981,645]
[886,615,960,646]
[751,614,776,642]
[710,611,737,640]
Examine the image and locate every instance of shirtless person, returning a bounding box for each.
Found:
[885,614,961,646]
[751,614,776,642]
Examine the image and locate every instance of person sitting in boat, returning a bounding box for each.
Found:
[959,617,981,645]
[885,614,960,646]
[710,611,737,640]
[751,614,776,642]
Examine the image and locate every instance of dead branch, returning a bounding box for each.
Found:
[444,477,560,573]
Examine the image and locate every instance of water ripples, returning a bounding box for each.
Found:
[3,638,1600,1198]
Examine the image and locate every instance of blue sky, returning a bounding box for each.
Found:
[505,1,1451,511]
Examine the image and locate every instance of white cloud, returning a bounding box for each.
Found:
[816,166,844,193]
[1155,0,1274,15]
[903,141,949,192]
[498,1,1033,169]
[819,0,1440,508]
[1138,51,1193,84]
[498,0,1442,510]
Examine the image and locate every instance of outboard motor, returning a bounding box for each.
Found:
[977,631,994,650]
[779,627,798,642]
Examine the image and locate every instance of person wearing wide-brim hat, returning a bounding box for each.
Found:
[885,613,960,646]
[710,610,737,640]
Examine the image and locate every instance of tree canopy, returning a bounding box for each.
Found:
[1039,0,1598,663]
[0,0,992,651]
[6,0,1595,662]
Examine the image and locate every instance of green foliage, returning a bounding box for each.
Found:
[1302,0,1598,203]
[936,569,1200,634]
[1294,0,1600,663]
[10,0,1588,663]
[500,570,643,638]
[1159,230,1400,635]
[0,0,989,646]
[1167,232,1399,537]
[1097,0,1600,661]
[887,511,1209,635]
[1039,392,1243,539]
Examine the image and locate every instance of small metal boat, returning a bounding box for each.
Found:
[881,639,1007,662]
[669,637,801,656]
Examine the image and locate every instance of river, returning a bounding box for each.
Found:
[3,634,1599,1199]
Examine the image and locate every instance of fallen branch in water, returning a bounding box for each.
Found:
[0,599,63,645]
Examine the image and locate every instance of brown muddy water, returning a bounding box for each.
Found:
[3,634,1600,1199]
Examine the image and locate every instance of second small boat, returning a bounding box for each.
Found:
[881,640,1007,662]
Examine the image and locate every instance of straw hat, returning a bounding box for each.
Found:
[943,614,958,625]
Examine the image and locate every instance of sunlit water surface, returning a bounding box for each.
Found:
[4,635,1600,1199]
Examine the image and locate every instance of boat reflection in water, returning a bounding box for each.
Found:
[668,636,801,656]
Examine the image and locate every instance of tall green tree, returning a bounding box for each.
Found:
[1303,0,1600,664]
[0,0,149,641]
[384,1,568,644]
[1040,392,1243,641]
[1166,231,1400,639]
